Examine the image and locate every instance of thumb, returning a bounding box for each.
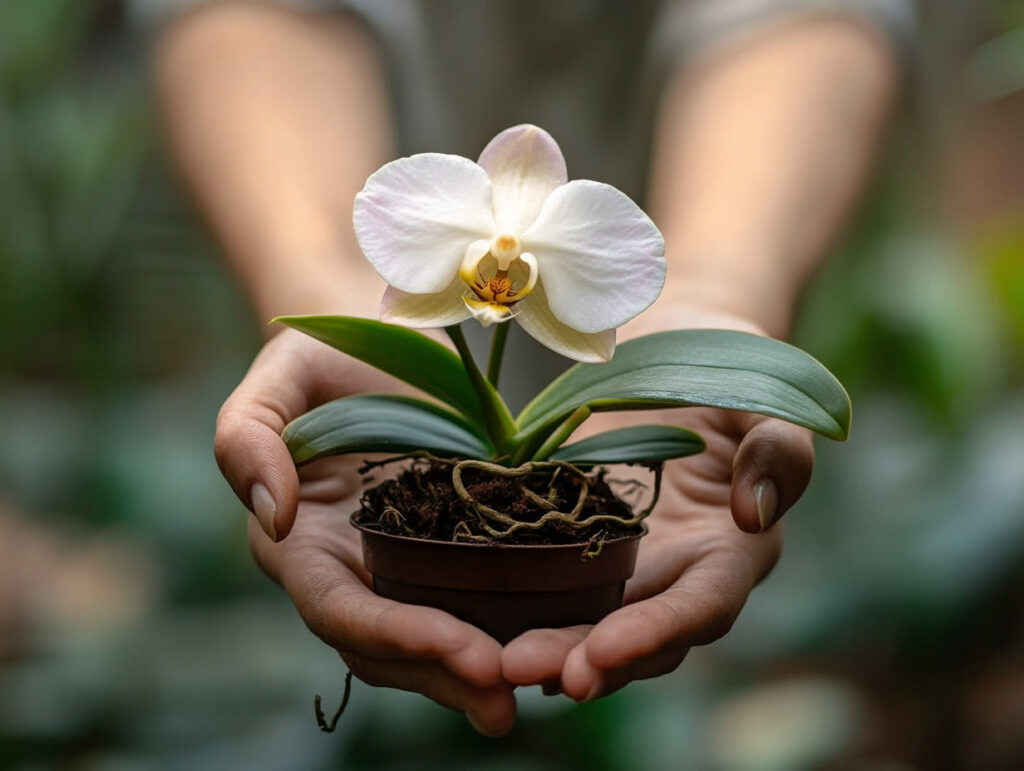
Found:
[729,417,815,533]
[215,396,301,541]
[213,335,318,541]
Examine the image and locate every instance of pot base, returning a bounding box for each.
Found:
[354,518,644,645]
[373,577,626,645]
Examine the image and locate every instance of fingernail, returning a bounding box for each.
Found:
[466,711,487,734]
[250,482,278,541]
[753,478,778,531]
[581,676,604,703]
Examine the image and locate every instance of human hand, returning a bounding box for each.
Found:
[501,309,815,701]
[214,329,516,735]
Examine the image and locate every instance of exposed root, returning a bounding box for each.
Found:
[547,466,562,502]
[450,459,662,543]
[357,451,458,475]
[452,520,493,543]
[519,480,558,512]
[606,476,649,507]
[380,506,415,537]
[315,670,353,733]
[355,453,661,546]
[581,530,608,561]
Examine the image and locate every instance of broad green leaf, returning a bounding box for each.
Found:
[283,394,492,465]
[517,329,851,442]
[549,425,706,465]
[273,315,485,426]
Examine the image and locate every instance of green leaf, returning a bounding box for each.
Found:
[517,329,851,442]
[550,425,706,465]
[283,394,492,465]
[273,316,485,426]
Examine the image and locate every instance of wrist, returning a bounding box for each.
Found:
[248,249,385,331]
[640,260,800,339]
[621,275,782,342]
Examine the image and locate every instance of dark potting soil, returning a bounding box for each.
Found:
[353,460,643,545]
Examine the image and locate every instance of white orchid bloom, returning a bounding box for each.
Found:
[353,124,665,362]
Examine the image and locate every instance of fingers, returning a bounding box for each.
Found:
[504,625,690,701]
[502,625,590,687]
[275,542,513,733]
[557,546,770,701]
[561,641,690,702]
[214,333,324,540]
[343,653,516,737]
[216,398,301,541]
[730,417,814,533]
[283,550,506,688]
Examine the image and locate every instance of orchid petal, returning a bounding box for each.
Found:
[515,282,615,363]
[380,279,472,328]
[354,153,496,294]
[477,124,567,235]
[522,180,665,333]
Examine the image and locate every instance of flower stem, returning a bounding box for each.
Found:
[530,406,592,462]
[446,324,516,454]
[486,322,511,387]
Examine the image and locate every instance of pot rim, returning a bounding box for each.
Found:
[350,512,647,550]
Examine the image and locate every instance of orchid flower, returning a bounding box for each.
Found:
[352,124,666,362]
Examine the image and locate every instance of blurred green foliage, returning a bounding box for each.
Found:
[0,0,258,588]
[984,221,1024,354]
[793,195,1007,424]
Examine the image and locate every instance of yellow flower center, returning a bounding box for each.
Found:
[458,234,538,319]
[466,267,526,305]
[485,275,513,302]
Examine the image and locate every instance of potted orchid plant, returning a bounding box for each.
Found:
[274,125,850,644]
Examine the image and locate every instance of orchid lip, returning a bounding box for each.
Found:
[463,296,517,327]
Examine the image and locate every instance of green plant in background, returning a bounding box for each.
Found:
[0,0,152,380]
[0,0,254,560]
[985,223,1024,354]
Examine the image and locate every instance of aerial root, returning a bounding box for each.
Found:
[314,669,353,733]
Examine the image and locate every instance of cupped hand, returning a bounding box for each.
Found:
[501,309,815,701]
[214,329,516,735]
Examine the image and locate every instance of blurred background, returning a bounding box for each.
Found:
[1,1,1023,769]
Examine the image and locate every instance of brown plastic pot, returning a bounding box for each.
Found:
[352,515,645,645]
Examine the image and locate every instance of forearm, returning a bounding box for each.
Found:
[644,14,899,337]
[155,1,391,325]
